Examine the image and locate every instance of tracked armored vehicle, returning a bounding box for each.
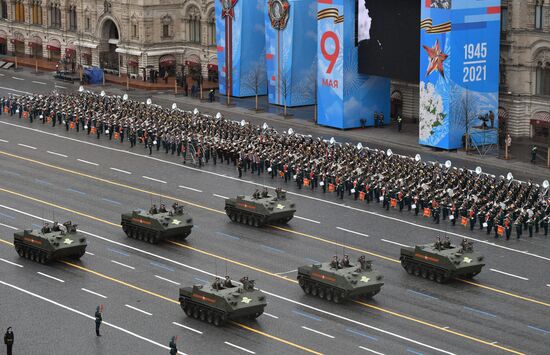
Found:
[13,221,87,264]
[225,188,296,227]
[121,203,193,244]
[400,237,485,283]
[179,277,267,326]
[297,255,384,303]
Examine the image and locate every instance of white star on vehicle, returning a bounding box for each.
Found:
[360,276,370,283]
[276,204,285,210]
[172,219,181,225]
[241,297,252,304]
[63,238,73,245]
[463,257,472,264]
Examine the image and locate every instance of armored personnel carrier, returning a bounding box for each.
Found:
[225,188,296,227]
[297,255,384,303]
[400,237,485,283]
[179,276,267,326]
[13,221,87,264]
[121,203,193,244]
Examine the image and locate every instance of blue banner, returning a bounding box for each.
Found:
[215,0,267,97]
[265,0,317,107]
[317,0,390,129]
[419,0,500,149]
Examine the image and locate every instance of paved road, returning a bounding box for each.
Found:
[0,72,549,355]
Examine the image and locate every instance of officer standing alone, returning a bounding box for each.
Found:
[95,306,103,336]
[169,336,178,355]
[4,327,14,355]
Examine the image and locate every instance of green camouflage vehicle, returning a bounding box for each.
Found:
[400,237,485,283]
[179,276,267,326]
[13,221,87,264]
[225,188,296,227]
[121,203,193,244]
[297,255,384,303]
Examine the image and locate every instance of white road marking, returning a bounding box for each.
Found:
[32,80,47,85]
[111,260,135,270]
[0,139,8,143]
[81,288,108,299]
[213,193,228,199]
[301,326,335,339]
[11,77,24,81]
[263,312,279,319]
[359,346,385,355]
[85,251,95,256]
[172,322,203,335]
[37,272,65,283]
[0,73,4,76]
[547,284,550,288]
[381,239,412,248]
[489,268,529,281]
[55,85,67,89]
[0,204,455,355]
[276,269,297,275]
[18,143,37,150]
[47,151,68,158]
[336,227,369,238]
[125,304,152,316]
[0,87,32,95]
[110,167,132,175]
[224,342,255,354]
[0,281,187,354]
[294,215,321,224]
[154,275,180,285]
[442,326,450,329]
[178,185,203,193]
[77,158,99,166]
[0,258,23,268]
[0,222,18,230]
[3,119,542,264]
[142,176,167,184]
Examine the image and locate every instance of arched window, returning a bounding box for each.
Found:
[31,0,42,25]
[68,4,77,31]
[1,0,8,20]
[14,0,25,23]
[207,10,215,46]
[161,15,172,39]
[536,61,550,96]
[187,7,201,43]
[50,3,61,28]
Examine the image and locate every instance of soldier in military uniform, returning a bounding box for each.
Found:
[4,327,14,355]
[95,306,103,336]
[169,336,178,355]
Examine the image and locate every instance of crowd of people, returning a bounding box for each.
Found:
[1,91,549,241]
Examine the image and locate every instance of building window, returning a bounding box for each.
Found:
[536,62,550,95]
[31,1,42,25]
[535,1,544,29]
[207,12,215,46]
[14,1,25,23]
[85,16,91,31]
[501,7,508,32]
[187,7,201,43]
[1,0,8,20]
[68,5,77,31]
[161,15,172,39]
[50,3,61,28]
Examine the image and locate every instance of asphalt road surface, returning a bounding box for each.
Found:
[0,73,549,355]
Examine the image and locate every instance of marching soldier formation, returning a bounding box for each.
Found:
[2,92,550,241]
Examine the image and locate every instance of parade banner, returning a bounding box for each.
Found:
[317,0,390,129]
[265,0,317,107]
[419,0,501,149]
[216,0,267,97]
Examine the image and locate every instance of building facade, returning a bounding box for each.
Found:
[0,0,218,81]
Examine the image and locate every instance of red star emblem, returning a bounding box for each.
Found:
[423,39,448,78]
